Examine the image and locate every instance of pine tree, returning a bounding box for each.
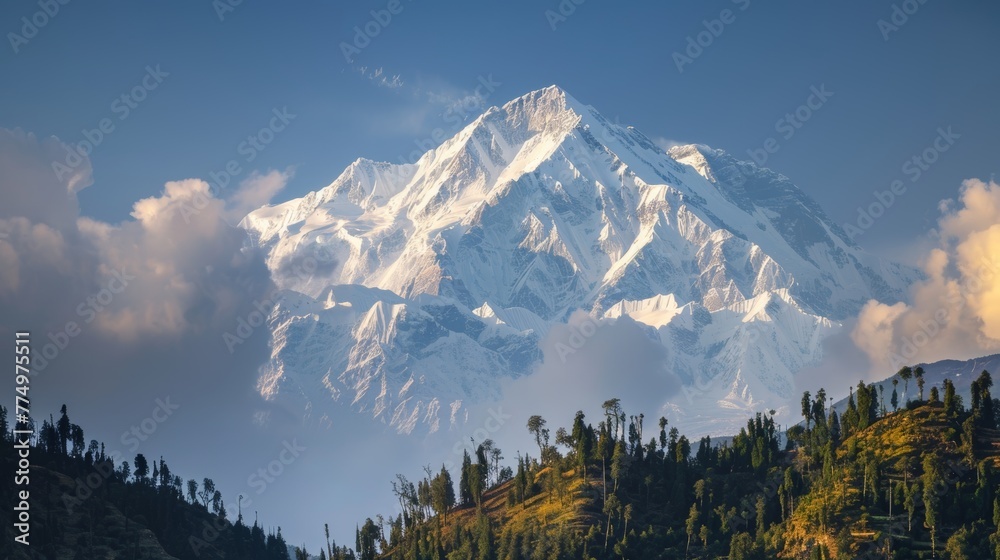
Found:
[603,494,620,551]
[945,526,973,560]
[801,391,812,432]
[686,502,700,556]
[898,366,913,402]
[526,415,548,460]
[357,518,380,560]
[922,453,942,557]
[57,404,71,455]
[512,455,528,506]
[904,481,919,532]
[134,453,149,483]
[187,479,198,503]
[829,409,841,446]
[611,441,628,493]
[571,411,592,481]
[944,378,959,416]
[973,370,996,428]
[814,388,827,429]
[460,450,473,506]
[856,381,873,431]
[431,465,455,521]
[200,478,216,508]
[729,532,760,560]
[844,388,858,436]
[891,378,899,412]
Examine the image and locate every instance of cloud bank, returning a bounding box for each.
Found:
[852,178,1000,371]
[0,126,309,455]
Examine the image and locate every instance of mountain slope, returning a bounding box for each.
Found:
[242,86,916,435]
[829,353,1000,416]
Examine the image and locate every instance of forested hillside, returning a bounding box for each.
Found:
[5,368,999,559]
[0,405,292,560]
[340,369,1000,560]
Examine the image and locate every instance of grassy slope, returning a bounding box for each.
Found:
[779,403,1000,558]
[442,467,599,540]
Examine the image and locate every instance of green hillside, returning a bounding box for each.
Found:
[0,406,292,560]
[5,370,999,559]
[345,372,1000,560]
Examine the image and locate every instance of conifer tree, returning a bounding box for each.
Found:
[898,366,913,402]
[460,450,473,506]
[915,366,926,401]
[891,378,899,411]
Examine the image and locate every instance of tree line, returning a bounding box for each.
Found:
[336,369,1000,559]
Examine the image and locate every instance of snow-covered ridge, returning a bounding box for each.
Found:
[243,85,916,435]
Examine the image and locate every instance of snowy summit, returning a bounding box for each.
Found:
[241,86,916,436]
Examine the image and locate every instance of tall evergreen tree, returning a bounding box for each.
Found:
[915,366,926,401]
[134,453,149,483]
[944,378,959,416]
[526,415,548,460]
[430,465,455,521]
[922,453,943,557]
[898,366,913,402]
[891,378,899,411]
[572,411,593,481]
[801,391,812,432]
[460,449,473,506]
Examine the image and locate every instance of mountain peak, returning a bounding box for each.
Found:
[500,85,592,129]
[520,84,581,105]
[242,86,918,436]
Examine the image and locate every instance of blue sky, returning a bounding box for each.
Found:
[3,0,998,258]
[3,0,999,550]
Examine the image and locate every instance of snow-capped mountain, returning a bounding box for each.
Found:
[242,86,916,435]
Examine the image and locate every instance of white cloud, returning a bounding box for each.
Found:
[0,125,276,357]
[852,178,1000,370]
[226,169,294,223]
[653,137,688,152]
